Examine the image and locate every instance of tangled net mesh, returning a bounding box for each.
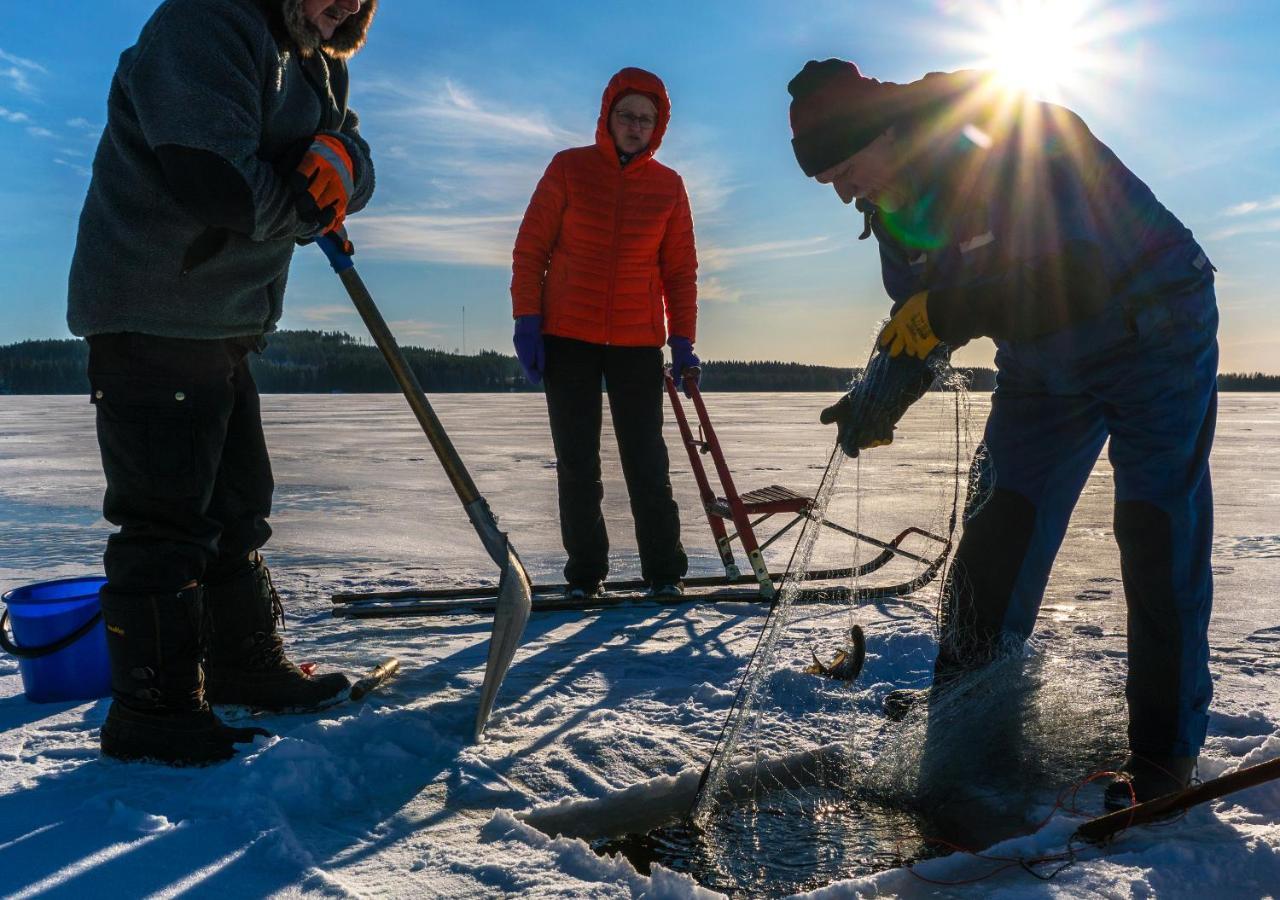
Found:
[675,339,1126,895]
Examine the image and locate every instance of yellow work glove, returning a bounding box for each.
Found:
[878,291,940,360]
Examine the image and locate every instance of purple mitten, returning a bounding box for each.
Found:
[513,315,545,384]
[668,336,701,396]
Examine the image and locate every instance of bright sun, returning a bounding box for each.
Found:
[981,1,1087,98]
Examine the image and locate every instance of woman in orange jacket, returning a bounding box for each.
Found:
[511,67,700,600]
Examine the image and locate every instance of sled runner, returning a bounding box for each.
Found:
[331,369,952,620]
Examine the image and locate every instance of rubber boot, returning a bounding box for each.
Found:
[1103,753,1197,810]
[204,553,349,711]
[99,586,268,765]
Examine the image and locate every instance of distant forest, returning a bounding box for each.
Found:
[1,330,1277,394]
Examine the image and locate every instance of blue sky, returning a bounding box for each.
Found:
[3,0,1278,372]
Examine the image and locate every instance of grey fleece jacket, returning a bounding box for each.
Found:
[67,0,375,339]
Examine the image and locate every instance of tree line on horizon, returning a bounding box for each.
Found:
[1,331,1277,394]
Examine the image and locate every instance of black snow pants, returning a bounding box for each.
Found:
[88,333,273,593]
[542,335,687,588]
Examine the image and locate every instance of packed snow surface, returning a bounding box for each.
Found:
[1,393,1278,897]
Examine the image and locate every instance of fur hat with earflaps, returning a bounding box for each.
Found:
[281,0,378,59]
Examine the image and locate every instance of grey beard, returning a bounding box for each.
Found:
[283,0,324,55]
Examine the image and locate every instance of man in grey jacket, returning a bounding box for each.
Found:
[67,0,377,765]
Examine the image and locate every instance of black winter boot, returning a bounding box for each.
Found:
[1104,753,1196,810]
[99,586,268,765]
[204,553,349,711]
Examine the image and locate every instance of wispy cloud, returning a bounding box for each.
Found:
[671,157,736,219]
[359,74,586,218]
[66,117,99,131]
[355,212,521,266]
[385,318,448,346]
[0,48,45,95]
[1209,217,1280,241]
[688,236,839,304]
[1163,112,1280,179]
[694,235,839,304]
[290,304,354,325]
[53,158,90,177]
[700,236,836,271]
[418,157,550,209]
[3,96,91,175]
[1222,195,1280,217]
[698,276,745,304]
[661,120,740,219]
[366,77,582,150]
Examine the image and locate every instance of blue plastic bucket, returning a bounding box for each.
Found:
[1,577,111,703]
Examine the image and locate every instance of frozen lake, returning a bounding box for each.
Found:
[5,392,1276,642]
[1,391,1278,897]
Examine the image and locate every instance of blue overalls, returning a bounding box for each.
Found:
[869,105,1218,758]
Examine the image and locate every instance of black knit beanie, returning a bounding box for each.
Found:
[788,59,903,177]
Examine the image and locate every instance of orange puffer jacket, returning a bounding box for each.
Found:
[511,68,698,347]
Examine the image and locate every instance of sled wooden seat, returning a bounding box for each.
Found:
[708,484,811,519]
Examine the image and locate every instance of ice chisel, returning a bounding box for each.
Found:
[319,233,532,741]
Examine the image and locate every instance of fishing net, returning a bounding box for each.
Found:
[657,337,1126,895]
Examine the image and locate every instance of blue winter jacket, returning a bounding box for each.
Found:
[865,76,1212,346]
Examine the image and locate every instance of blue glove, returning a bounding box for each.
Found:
[513,315,545,385]
[668,336,701,396]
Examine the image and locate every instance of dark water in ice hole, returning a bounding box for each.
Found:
[593,784,952,898]
[591,744,1109,896]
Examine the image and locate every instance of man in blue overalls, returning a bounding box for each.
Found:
[789,60,1218,809]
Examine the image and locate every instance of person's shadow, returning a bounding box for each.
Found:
[870,650,1127,854]
[0,598,759,898]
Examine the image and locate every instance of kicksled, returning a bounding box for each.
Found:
[331,369,953,621]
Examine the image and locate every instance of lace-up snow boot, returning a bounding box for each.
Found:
[99,585,268,765]
[204,553,349,711]
[1103,753,1196,810]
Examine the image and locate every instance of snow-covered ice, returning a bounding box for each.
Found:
[1,392,1278,897]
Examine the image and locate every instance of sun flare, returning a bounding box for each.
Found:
[981,1,1087,98]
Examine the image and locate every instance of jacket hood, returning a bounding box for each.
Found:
[279,0,377,60]
[595,67,671,168]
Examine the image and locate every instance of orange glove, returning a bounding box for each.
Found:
[292,135,354,232]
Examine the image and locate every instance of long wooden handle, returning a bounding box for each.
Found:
[320,236,480,506]
[1076,755,1280,843]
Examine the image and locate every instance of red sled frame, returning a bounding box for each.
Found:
[664,368,951,601]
